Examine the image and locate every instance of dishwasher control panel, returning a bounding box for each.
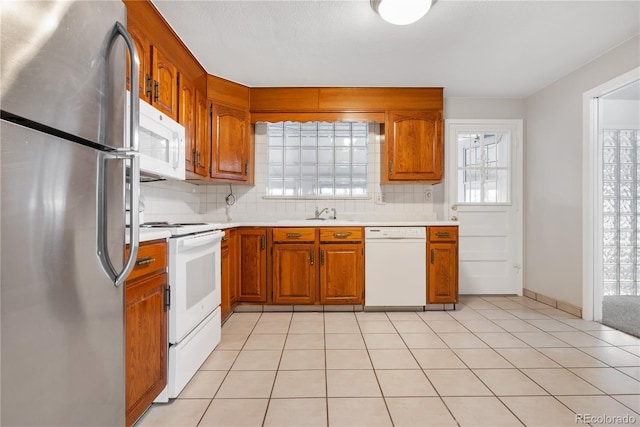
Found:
[365,227,426,240]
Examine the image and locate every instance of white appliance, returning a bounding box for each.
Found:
[365,227,427,308]
[142,222,224,400]
[127,93,186,180]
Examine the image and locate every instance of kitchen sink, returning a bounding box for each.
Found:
[306,217,328,220]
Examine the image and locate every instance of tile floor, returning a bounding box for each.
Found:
[136,296,640,427]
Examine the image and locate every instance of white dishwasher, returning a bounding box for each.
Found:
[365,227,427,308]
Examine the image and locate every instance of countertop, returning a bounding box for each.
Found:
[137,229,172,243]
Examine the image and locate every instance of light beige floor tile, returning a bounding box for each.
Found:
[215,334,248,350]
[369,349,420,369]
[386,312,422,320]
[324,320,361,333]
[558,395,640,425]
[549,331,610,347]
[263,398,327,427]
[579,346,640,366]
[400,332,447,349]
[506,309,550,320]
[478,309,518,320]
[447,307,486,320]
[328,397,392,427]
[291,312,324,322]
[500,396,577,427]
[259,312,293,321]
[326,369,381,397]
[418,311,454,321]
[198,398,268,427]
[492,319,541,332]
[570,367,640,394]
[438,333,489,348]
[136,399,211,427]
[621,345,640,356]
[225,312,262,324]
[587,330,640,346]
[536,308,577,319]
[386,397,457,426]
[537,347,607,367]
[231,350,282,371]
[251,321,290,334]
[391,320,432,333]
[612,394,640,414]
[521,368,603,395]
[618,366,640,381]
[424,369,492,396]
[355,311,389,321]
[458,319,505,333]
[324,333,366,349]
[376,369,437,397]
[495,348,560,368]
[279,349,325,370]
[271,370,326,398]
[324,312,357,321]
[221,322,256,336]
[326,349,372,369]
[412,349,466,369]
[363,333,407,349]
[242,334,287,350]
[473,369,548,396]
[559,318,613,331]
[215,370,276,398]
[517,299,552,310]
[475,332,529,348]
[423,320,468,333]
[284,333,325,349]
[481,296,513,302]
[358,320,397,333]
[288,321,324,334]
[512,332,571,347]
[443,396,524,426]
[461,299,500,310]
[490,301,525,310]
[200,350,239,370]
[525,319,578,332]
[453,348,513,368]
[178,370,226,398]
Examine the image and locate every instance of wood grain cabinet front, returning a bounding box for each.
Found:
[427,227,458,304]
[210,103,250,182]
[272,243,317,304]
[221,229,238,322]
[237,228,268,303]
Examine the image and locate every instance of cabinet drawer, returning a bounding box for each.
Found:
[272,228,316,242]
[428,227,458,242]
[320,227,363,242]
[126,240,167,282]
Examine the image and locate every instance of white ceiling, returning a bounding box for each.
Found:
[151,0,640,98]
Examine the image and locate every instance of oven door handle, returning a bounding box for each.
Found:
[177,232,224,249]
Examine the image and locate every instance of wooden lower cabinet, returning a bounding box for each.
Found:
[319,243,364,304]
[220,229,238,322]
[272,243,317,304]
[237,228,268,302]
[125,240,168,427]
[427,227,458,304]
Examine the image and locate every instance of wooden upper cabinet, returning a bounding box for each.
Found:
[384,110,443,182]
[151,46,178,120]
[178,74,196,173]
[126,22,151,100]
[193,90,210,177]
[210,104,249,181]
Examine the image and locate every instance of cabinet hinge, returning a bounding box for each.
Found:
[164,284,171,311]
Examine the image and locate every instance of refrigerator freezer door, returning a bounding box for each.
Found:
[1,121,126,426]
[0,1,126,148]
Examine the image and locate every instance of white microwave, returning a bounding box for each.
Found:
[127,93,186,180]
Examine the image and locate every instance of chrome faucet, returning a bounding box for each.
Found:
[314,207,329,218]
[330,208,337,220]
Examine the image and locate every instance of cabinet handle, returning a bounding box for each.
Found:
[192,148,197,166]
[310,249,315,265]
[286,233,302,238]
[435,232,450,238]
[244,161,248,176]
[260,234,265,250]
[221,236,228,242]
[430,249,434,264]
[145,74,153,98]
[135,256,155,266]
[164,284,170,311]
[320,249,325,265]
[333,232,350,238]
[153,80,159,103]
[389,161,394,175]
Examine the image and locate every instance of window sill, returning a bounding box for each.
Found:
[262,196,372,201]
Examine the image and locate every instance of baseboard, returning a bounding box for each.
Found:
[523,288,582,318]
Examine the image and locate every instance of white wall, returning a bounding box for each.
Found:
[524,35,640,307]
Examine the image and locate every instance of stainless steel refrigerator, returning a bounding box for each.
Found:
[1,2,141,425]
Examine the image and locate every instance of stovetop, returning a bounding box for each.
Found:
[140,222,220,236]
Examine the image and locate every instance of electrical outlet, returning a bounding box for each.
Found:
[425,189,433,202]
[374,193,385,204]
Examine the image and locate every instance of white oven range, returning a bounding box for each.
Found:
[141,222,224,401]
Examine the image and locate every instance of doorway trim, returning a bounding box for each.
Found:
[582,67,640,321]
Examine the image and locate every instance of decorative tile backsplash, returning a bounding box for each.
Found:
[141,122,437,223]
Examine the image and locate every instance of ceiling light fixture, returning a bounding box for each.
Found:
[370,0,432,26]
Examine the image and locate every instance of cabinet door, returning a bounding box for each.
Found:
[221,240,232,322]
[193,90,210,177]
[210,104,249,181]
[126,22,151,102]
[151,46,178,120]
[125,273,167,427]
[319,243,363,304]
[386,111,443,181]
[237,229,267,302]
[272,243,317,305]
[178,74,196,173]
[427,241,458,304]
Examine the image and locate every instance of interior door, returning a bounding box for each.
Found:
[445,120,523,295]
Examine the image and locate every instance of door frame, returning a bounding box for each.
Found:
[444,119,524,295]
[582,67,640,321]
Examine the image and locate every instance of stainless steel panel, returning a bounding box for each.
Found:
[1,1,126,148]
[1,121,126,426]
